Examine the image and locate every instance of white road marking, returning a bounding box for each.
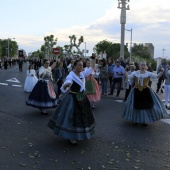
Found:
[161,119,170,125]
[6,78,20,83]
[12,84,22,87]
[0,83,8,86]
[115,100,124,103]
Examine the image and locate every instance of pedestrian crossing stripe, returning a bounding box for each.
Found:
[12,84,22,87]
[6,78,20,83]
[0,83,8,86]
[115,100,123,102]
[161,119,170,125]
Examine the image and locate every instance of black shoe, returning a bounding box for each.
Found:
[69,140,77,145]
[165,105,170,110]
[108,93,113,95]
[39,109,48,115]
[142,123,148,127]
[156,90,159,93]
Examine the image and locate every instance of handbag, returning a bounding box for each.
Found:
[85,78,96,94]
[76,92,85,101]
[100,74,108,80]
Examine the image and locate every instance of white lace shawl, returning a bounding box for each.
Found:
[61,67,93,93]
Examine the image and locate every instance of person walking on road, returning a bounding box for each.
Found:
[123,62,136,102]
[55,61,66,96]
[26,59,59,115]
[84,58,101,109]
[18,57,24,72]
[123,61,168,126]
[99,59,109,96]
[24,64,38,92]
[48,59,95,145]
[164,70,170,110]
[4,58,8,70]
[109,59,125,97]
[156,58,169,93]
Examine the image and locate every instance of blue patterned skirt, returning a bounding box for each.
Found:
[26,80,59,109]
[123,87,168,123]
[47,92,95,140]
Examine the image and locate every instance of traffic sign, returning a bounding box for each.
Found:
[53,48,60,55]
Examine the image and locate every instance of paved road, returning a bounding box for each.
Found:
[0,63,170,170]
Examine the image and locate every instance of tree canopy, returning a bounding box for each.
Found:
[132,43,151,59]
[94,40,129,60]
[0,39,18,58]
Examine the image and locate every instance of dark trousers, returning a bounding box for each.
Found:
[124,85,132,101]
[109,76,112,88]
[57,79,63,95]
[110,78,122,96]
[19,65,23,72]
[157,76,164,92]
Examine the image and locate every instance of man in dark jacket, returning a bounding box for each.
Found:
[18,58,23,72]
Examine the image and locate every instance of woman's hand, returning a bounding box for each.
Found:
[63,83,71,90]
[159,65,164,72]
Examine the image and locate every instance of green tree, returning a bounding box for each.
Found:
[0,45,2,58]
[63,35,84,57]
[93,40,112,55]
[43,35,58,59]
[0,39,18,58]
[28,50,44,59]
[94,40,129,59]
[132,44,151,59]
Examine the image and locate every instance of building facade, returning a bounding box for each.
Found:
[145,43,154,58]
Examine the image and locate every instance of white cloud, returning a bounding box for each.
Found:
[2,0,170,58]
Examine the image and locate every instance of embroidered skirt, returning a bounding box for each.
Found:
[47,92,95,140]
[86,78,101,103]
[123,87,168,124]
[26,80,59,109]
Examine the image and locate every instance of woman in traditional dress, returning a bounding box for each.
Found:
[55,61,66,96]
[123,62,136,102]
[26,59,59,115]
[48,59,95,145]
[84,59,101,109]
[123,61,168,126]
[24,64,38,92]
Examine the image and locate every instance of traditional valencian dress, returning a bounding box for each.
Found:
[26,66,58,109]
[24,69,38,92]
[48,68,95,140]
[123,70,168,124]
[84,67,101,103]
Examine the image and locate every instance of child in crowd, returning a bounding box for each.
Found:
[24,64,38,92]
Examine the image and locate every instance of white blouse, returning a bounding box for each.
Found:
[27,69,36,76]
[61,67,93,93]
[128,70,157,86]
[38,66,52,76]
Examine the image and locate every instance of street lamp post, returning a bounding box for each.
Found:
[8,38,15,58]
[162,47,166,58]
[117,0,130,59]
[125,28,132,61]
[84,42,86,57]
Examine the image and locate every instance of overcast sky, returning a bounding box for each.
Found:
[1,0,170,58]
